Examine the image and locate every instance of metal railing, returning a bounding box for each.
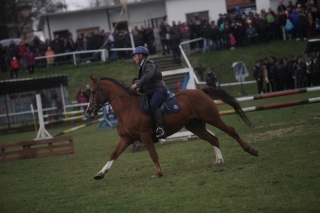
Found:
[178,37,255,87]
[35,49,107,66]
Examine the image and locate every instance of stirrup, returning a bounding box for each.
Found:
[156,127,166,139]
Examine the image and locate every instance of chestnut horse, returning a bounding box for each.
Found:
[86,76,258,180]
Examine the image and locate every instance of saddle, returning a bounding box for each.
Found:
[140,95,181,116]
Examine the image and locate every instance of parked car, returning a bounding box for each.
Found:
[0,38,22,47]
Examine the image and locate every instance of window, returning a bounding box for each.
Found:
[186,11,209,23]
[54,30,70,39]
[76,27,100,37]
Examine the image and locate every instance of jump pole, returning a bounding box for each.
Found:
[219,97,320,116]
[54,118,103,137]
[30,103,38,133]
[215,86,320,105]
[43,110,84,119]
[44,111,103,125]
[35,94,53,140]
[44,115,85,125]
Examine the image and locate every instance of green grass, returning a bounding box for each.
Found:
[1,92,320,213]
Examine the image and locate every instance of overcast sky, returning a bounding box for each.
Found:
[65,0,90,11]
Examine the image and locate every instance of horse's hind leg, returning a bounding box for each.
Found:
[185,119,224,165]
[208,117,258,157]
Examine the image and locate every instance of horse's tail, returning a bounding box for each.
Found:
[201,87,254,128]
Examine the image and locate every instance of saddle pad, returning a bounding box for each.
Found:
[141,96,181,116]
[161,97,181,115]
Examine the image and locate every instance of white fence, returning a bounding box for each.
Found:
[35,49,108,67]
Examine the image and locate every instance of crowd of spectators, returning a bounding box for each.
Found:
[180,0,320,52]
[1,0,320,88]
[253,54,320,94]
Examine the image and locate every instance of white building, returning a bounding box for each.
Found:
[38,0,228,41]
[38,0,298,41]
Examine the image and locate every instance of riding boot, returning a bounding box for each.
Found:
[154,108,166,139]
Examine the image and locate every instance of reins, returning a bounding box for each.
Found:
[90,78,139,112]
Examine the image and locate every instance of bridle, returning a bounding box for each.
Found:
[89,78,130,113]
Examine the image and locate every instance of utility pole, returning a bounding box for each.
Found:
[120,0,135,50]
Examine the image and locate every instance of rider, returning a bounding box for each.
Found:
[131,46,167,139]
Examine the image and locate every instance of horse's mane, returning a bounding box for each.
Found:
[100,77,128,90]
[99,77,140,96]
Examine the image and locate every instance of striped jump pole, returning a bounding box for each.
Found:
[44,115,85,125]
[54,118,103,137]
[44,111,103,125]
[43,110,84,119]
[215,86,320,105]
[219,97,320,116]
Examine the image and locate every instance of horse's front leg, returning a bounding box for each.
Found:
[142,135,163,179]
[94,138,131,180]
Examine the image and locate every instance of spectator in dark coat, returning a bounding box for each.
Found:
[231,20,244,47]
[206,68,218,88]
[159,16,170,55]
[277,0,287,13]
[211,22,223,50]
[277,10,288,40]
[298,11,308,40]
[255,14,269,43]
[253,60,264,94]
[169,26,181,64]
[194,63,205,81]
[132,29,144,47]
[144,25,156,55]
[202,23,212,53]
[51,34,63,64]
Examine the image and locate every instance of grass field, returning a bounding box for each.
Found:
[1,92,320,213]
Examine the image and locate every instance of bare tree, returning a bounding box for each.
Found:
[0,0,67,40]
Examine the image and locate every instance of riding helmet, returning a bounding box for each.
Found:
[131,46,149,56]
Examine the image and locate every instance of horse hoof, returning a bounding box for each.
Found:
[94,173,105,180]
[214,159,224,165]
[247,147,259,157]
[150,173,163,179]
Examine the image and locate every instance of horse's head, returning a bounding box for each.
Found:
[86,76,107,116]
[87,76,135,116]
